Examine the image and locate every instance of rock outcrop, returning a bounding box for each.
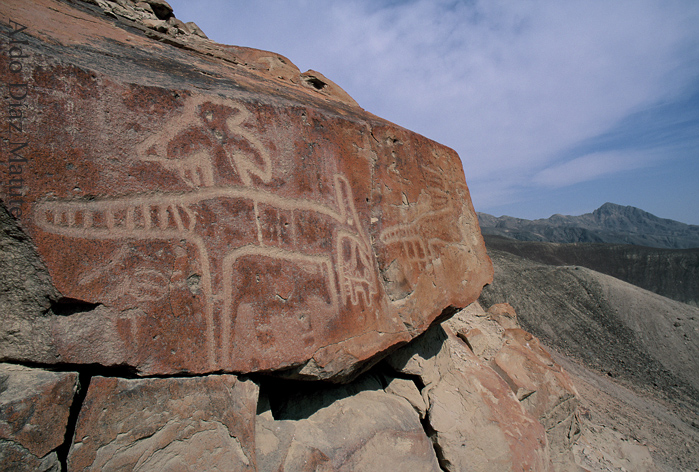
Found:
[387,322,553,471]
[480,248,699,471]
[0,0,491,380]
[255,376,442,472]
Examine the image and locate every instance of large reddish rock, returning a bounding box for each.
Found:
[67,375,258,471]
[0,364,79,471]
[0,0,492,379]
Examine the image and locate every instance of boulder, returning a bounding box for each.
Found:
[447,303,582,471]
[0,0,492,380]
[387,325,553,472]
[67,375,258,471]
[0,364,78,471]
[256,375,441,471]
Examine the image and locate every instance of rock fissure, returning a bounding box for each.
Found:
[56,370,91,472]
[419,404,449,472]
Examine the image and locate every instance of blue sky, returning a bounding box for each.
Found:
[167,0,699,224]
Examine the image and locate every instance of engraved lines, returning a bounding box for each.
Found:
[136,96,271,189]
[37,198,198,238]
[35,96,379,369]
[142,150,215,188]
[379,164,459,273]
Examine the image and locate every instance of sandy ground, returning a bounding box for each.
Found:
[550,348,699,472]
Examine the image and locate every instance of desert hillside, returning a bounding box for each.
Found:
[484,234,699,307]
[480,247,699,471]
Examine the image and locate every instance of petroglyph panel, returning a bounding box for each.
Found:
[6,35,490,379]
[368,125,492,327]
[378,159,466,297]
[30,95,386,374]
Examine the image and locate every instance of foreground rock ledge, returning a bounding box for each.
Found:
[0,364,78,471]
[0,0,492,380]
[68,375,258,471]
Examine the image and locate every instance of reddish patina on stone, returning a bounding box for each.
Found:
[0,0,492,379]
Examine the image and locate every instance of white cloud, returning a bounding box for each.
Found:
[292,1,699,176]
[532,150,658,188]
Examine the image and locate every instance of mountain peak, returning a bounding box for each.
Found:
[595,202,625,213]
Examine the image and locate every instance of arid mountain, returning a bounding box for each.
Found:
[478,202,699,249]
[484,235,699,307]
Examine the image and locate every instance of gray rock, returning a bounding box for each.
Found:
[0,204,59,364]
[67,375,257,471]
[256,379,442,472]
[0,364,78,471]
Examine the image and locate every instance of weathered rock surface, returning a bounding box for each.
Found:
[492,329,578,428]
[67,375,258,471]
[387,322,553,472]
[0,364,78,471]
[445,304,581,470]
[0,204,60,366]
[0,0,492,380]
[442,303,660,472]
[256,375,441,471]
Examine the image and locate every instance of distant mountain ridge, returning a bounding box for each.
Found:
[478,202,699,249]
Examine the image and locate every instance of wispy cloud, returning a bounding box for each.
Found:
[532,150,659,188]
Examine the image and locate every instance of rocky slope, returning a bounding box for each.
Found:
[480,248,699,470]
[484,234,699,307]
[479,202,699,249]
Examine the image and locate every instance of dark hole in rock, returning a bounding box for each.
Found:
[52,298,101,316]
[304,76,327,91]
